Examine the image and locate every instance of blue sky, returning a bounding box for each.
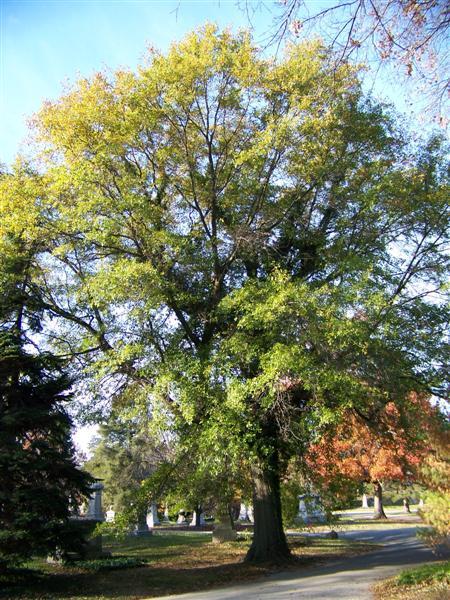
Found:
[1,0,277,165]
[0,0,427,167]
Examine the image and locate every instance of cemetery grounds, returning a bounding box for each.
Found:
[1,505,439,600]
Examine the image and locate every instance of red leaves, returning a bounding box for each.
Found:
[306,394,435,486]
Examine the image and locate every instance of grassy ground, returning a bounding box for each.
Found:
[0,532,377,600]
[338,504,420,514]
[373,561,450,600]
[287,522,424,534]
[287,514,424,534]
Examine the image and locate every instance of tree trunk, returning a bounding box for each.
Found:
[373,481,387,519]
[245,460,291,563]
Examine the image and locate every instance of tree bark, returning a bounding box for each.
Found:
[245,459,291,563]
[373,481,387,519]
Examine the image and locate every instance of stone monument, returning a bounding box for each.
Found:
[238,503,250,521]
[146,503,160,528]
[162,505,170,522]
[86,482,105,521]
[177,510,187,524]
[190,510,206,526]
[135,512,152,535]
[296,493,326,524]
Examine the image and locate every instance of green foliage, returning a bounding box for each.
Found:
[94,514,135,541]
[2,26,449,560]
[281,478,304,527]
[84,418,170,512]
[417,415,450,554]
[419,492,450,537]
[396,561,450,586]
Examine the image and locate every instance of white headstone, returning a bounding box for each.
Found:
[362,493,369,508]
[162,505,170,522]
[146,503,160,528]
[298,497,308,520]
[190,511,206,526]
[247,505,254,523]
[105,507,115,522]
[177,510,187,524]
[297,494,326,523]
[239,503,249,521]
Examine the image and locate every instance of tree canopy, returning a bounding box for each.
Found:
[1,25,449,562]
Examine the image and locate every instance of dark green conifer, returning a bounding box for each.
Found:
[0,237,93,567]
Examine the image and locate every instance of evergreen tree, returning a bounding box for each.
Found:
[0,229,93,567]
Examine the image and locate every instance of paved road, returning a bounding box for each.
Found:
[150,527,444,600]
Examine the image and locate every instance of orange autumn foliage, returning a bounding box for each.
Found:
[306,394,435,487]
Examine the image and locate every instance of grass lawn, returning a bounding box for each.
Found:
[338,504,421,513]
[0,532,377,600]
[373,561,450,600]
[287,517,424,534]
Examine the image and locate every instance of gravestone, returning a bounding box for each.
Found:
[212,507,236,543]
[238,503,250,521]
[135,512,152,536]
[146,503,160,528]
[86,482,105,521]
[296,493,326,524]
[49,481,107,562]
[190,510,206,526]
[177,510,187,524]
[247,505,254,523]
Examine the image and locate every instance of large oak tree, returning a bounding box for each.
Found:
[3,26,448,562]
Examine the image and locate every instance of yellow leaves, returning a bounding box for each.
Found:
[35,69,140,169]
[419,491,450,536]
[270,39,359,105]
[0,164,43,244]
[225,380,246,412]
[138,24,262,116]
[81,259,163,306]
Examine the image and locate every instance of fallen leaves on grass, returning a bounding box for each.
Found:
[0,533,377,600]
